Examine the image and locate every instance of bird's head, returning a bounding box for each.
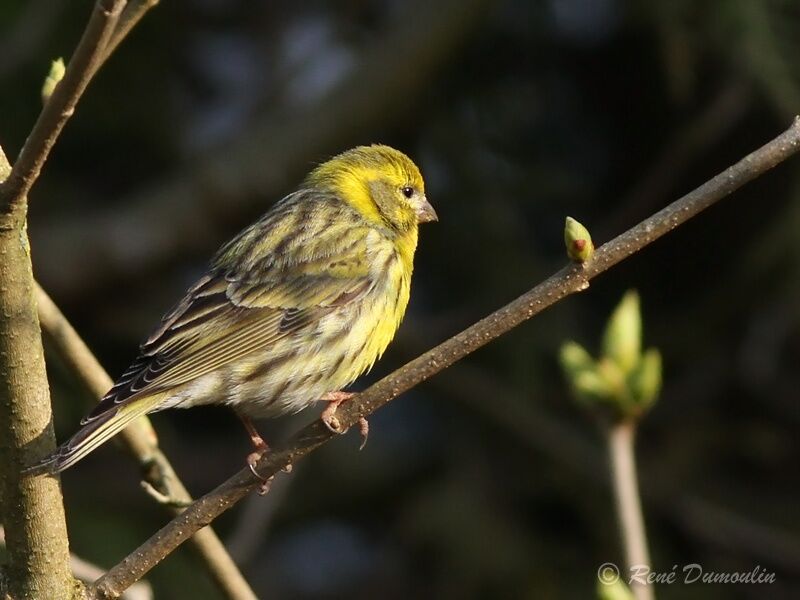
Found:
[307,144,437,232]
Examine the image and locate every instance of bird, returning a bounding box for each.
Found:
[26,144,437,479]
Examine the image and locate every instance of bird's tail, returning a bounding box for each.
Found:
[23,395,159,476]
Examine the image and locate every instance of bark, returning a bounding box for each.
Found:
[0,147,77,600]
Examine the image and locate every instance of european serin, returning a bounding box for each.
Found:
[28,144,436,476]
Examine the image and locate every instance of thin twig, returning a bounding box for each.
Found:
[608,421,653,600]
[87,118,800,598]
[0,0,159,217]
[0,0,124,215]
[102,0,160,62]
[35,284,258,600]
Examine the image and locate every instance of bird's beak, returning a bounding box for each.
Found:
[414,195,438,223]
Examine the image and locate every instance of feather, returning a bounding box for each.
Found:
[24,392,165,475]
[27,145,430,475]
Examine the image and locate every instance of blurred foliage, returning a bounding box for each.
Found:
[2,0,800,598]
[561,291,662,418]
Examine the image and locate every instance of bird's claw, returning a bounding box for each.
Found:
[321,413,344,433]
[320,391,369,449]
[247,450,273,495]
[357,417,369,450]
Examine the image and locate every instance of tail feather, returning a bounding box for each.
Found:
[23,397,158,476]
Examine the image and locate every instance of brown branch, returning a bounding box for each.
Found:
[102,0,160,62]
[0,0,124,217]
[87,118,800,598]
[0,146,76,597]
[0,2,155,597]
[35,284,258,600]
[70,556,153,600]
[0,526,154,600]
[0,0,159,220]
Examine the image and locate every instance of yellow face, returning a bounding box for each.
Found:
[307,145,437,231]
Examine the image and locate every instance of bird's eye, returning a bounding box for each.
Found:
[401,186,414,199]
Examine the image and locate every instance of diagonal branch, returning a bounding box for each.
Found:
[0,0,124,216]
[87,117,800,598]
[35,284,257,600]
[0,0,160,220]
[0,525,154,600]
[102,0,160,62]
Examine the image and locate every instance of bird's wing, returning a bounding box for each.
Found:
[83,217,377,423]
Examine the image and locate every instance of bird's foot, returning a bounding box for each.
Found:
[320,391,354,433]
[320,391,369,450]
[246,444,273,496]
[238,413,273,495]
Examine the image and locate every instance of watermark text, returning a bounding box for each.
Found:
[597,563,776,586]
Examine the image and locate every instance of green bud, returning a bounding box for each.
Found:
[602,291,641,374]
[573,369,615,402]
[564,216,594,262]
[560,291,661,420]
[560,341,595,373]
[629,348,662,409]
[597,579,635,600]
[41,58,65,104]
[560,342,614,403]
[596,357,627,398]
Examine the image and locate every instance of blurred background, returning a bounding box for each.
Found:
[2,0,800,598]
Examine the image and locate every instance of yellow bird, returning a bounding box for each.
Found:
[28,144,437,477]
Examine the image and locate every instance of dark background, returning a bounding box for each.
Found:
[1,0,799,598]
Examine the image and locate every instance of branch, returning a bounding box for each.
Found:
[0,527,153,600]
[0,0,124,217]
[102,0,160,62]
[70,556,152,600]
[35,284,258,600]
[87,118,800,598]
[608,421,652,600]
[0,145,76,596]
[0,0,159,220]
[0,2,155,597]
